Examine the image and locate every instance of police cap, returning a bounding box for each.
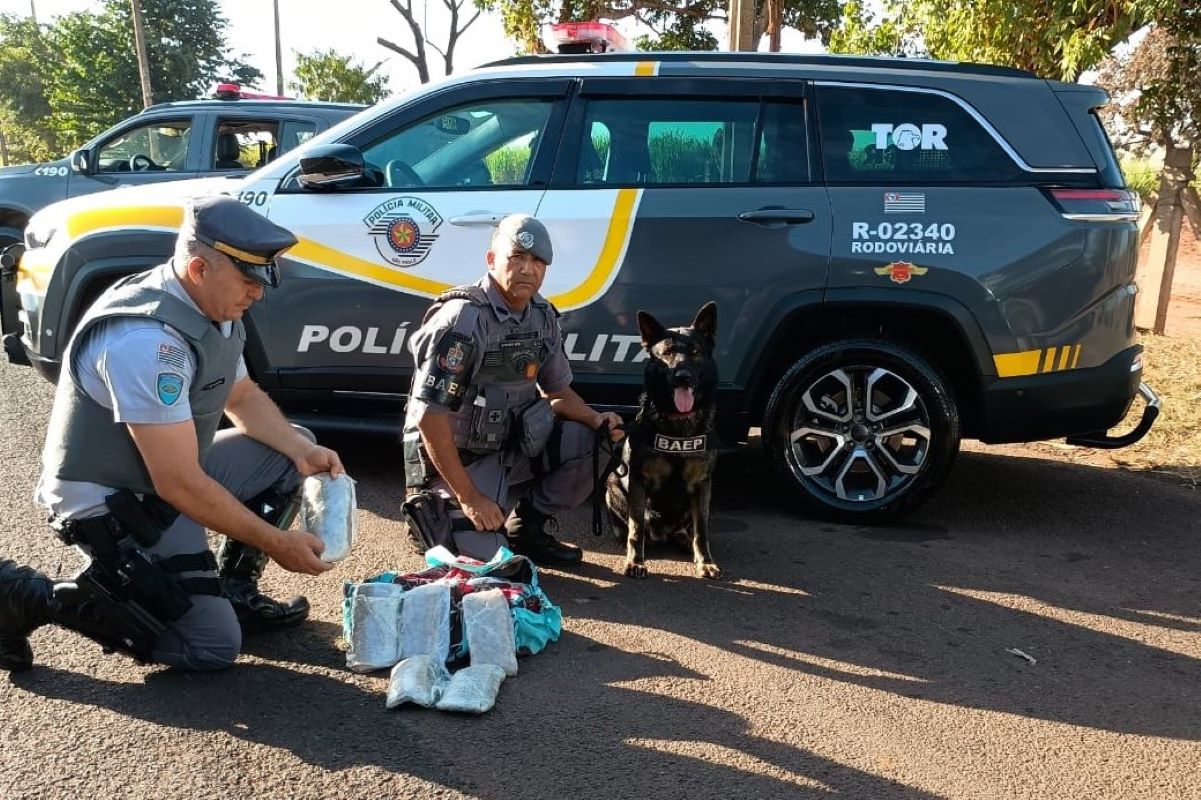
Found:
[494,214,552,266]
[188,195,298,288]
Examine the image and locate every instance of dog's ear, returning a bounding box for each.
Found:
[691,301,717,345]
[637,310,668,350]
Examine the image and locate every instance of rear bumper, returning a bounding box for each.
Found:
[979,344,1153,445]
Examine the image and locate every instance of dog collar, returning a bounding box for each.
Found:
[652,433,711,456]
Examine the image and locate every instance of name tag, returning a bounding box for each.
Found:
[653,434,707,455]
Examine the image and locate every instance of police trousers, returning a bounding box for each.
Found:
[91,428,306,671]
[429,419,602,560]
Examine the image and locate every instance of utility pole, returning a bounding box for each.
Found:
[727,0,757,52]
[29,1,36,22]
[130,0,154,108]
[274,0,284,96]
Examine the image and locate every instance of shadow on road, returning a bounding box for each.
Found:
[12,635,941,799]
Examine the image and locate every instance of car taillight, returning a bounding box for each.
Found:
[1044,187,1140,222]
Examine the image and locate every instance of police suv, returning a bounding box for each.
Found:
[0,47,1156,521]
[0,83,362,252]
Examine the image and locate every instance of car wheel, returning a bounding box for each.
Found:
[763,339,960,522]
[0,226,22,253]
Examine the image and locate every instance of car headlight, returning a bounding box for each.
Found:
[24,219,57,249]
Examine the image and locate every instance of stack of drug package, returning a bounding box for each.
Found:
[343,547,559,713]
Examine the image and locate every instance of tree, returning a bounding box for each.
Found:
[477,0,842,55]
[377,0,482,85]
[45,0,261,147]
[0,13,59,163]
[830,0,1174,81]
[291,49,392,105]
[1097,14,1201,333]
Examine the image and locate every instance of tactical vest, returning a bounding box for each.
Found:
[41,268,244,496]
[410,283,558,455]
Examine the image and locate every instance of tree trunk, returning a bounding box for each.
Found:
[1135,142,1192,334]
[766,0,781,52]
[273,0,284,96]
[728,0,758,51]
[130,0,154,108]
[0,129,8,167]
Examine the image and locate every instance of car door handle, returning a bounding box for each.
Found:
[737,208,815,226]
[449,212,512,226]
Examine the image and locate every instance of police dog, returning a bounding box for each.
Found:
[606,301,721,579]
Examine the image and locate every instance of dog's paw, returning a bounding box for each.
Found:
[622,560,649,578]
[697,562,723,580]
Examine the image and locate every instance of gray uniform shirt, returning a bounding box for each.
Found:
[403,275,571,428]
[34,263,248,518]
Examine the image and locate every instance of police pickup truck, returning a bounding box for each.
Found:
[0,84,362,252]
[0,51,1158,521]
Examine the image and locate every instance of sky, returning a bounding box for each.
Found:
[3,0,824,97]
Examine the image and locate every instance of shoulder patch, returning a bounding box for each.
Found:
[156,372,184,405]
[415,332,476,411]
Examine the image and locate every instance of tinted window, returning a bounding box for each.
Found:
[361,98,554,190]
[214,119,280,169]
[574,98,810,186]
[817,86,1022,183]
[97,118,191,173]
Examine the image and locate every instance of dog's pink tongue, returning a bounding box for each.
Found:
[673,387,695,414]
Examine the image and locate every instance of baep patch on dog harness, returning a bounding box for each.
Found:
[652,433,716,456]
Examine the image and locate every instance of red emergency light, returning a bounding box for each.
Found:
[213,83,294,101]
[546,21,629,54]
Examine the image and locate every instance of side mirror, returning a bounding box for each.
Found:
[298,144,366,189]
[69,148,91,175]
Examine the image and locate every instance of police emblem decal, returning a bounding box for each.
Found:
[157,372,184,405]
[874,261,929,284]
[517,231,535,249]
[363,196,444,268]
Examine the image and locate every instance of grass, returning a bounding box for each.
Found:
[1036,334,1201,488]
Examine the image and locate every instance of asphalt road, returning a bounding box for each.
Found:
[1,355,1199,800]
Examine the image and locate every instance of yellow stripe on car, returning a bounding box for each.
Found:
[993,344,1083,377]
[547,188,639,310]
[65,205,184,239]
[635,62,658,77]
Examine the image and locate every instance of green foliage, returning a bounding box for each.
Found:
[291,49,391,105]
[1,0,263,155]
[649,130,716,182]
[830,0,1174,81]
[483,145,530,184]
[0,14,58,163]
[1121,156,1160,200]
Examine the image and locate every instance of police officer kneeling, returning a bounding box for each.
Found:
[0,196,343,673]
[401,214,623,564]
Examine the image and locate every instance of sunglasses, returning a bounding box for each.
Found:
[235,260,280,289]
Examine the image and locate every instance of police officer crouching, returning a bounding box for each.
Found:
[0,195,343,673]
[401,214,624,564]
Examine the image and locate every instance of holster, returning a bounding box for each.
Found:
[403,435,437,490]
[399,490,453,554]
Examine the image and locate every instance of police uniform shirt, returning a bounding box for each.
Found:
[405,275,571,425]
[34,262,249,518]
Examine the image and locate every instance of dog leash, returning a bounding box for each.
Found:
[592,420,625,537]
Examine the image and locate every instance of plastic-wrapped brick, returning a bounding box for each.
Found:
[301,472,357,563]
[435,664,507,714]
[346,582,403,672]
[399,582,452,663]
[386,655,448,709]
[463,589,518,676]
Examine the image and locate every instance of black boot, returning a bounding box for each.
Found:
[504,498,583,565]
[216,539,310,634]
[0,559,54,672]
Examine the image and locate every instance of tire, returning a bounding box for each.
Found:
[763,339,960,522]
[0,226,22,253]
